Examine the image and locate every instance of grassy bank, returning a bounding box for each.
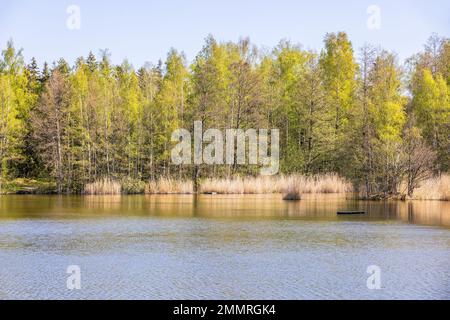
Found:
[407,174,450,201]
[82,174,351,195]
[3,174,448,201]
[357,174,450,201]
[83,173,450,201]
[85,177,146,195]
[0,178,55,195]
[84,178,121,195]
[198,174,352,195]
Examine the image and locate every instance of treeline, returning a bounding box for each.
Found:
[0,32,448,196]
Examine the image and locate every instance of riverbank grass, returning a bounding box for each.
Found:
[282,176,302,200]
[145,174,352,195]
[6,174,448,201]
[145,178,193,194]
[409,174,450,201]
[0,178,55,194]
[84,178,121,195]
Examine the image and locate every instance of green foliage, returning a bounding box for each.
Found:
[319,32,358,173]
[121,177,146,194]
[0,33,448,195]
[0,40,34,189]
[0,178,55,194]
[412,69,449,170]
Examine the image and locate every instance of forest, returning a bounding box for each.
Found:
[0,32,448,198]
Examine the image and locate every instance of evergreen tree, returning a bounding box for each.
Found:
[41,62,50,84]
[86,51,98,72]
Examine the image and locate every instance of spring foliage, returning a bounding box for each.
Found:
[0,33,448,195]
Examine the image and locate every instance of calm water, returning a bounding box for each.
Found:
[0,194,449,300]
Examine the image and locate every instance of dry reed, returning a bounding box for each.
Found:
[84,174,449,200]
[84,178,121,195]
[411,174,450,201]
[145,174,352,195]
[282,176,302,200]
[145,177,194,194]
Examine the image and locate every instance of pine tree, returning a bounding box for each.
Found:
[86,51,98,72]
[41,62,50,84]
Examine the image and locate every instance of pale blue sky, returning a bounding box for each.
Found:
[0,0,449,68]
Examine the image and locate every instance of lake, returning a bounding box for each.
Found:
[0,194,449,299]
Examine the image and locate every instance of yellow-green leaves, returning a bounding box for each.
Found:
[368,52,406,143]
[412,68,450,169]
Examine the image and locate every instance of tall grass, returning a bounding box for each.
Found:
[277,174,352,194]
[145,177,194,194]
[84,178,121,195]
[145,174,352,195]
[410,174,450,201]
[282,176,302,200]
[200,176,276,194]
[79,174,450,200]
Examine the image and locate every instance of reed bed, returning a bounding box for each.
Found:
[84,178,121,195]
[145,174,352,195]
[410,174,450,201]
[282,176,302,200]
[145,177,194,194]
[81,174,449,200]
[276,174,353,194]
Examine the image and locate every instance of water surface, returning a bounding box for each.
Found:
[0,194,449,299]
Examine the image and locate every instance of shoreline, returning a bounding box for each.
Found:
[1,192,449,202]
[1,174,448,201]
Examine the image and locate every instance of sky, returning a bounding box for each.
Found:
[0,0,449,68]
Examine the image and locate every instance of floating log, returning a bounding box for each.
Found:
[337,211,366,215]
[16,187,37,194]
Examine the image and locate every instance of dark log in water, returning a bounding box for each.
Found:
[283,193,301,201]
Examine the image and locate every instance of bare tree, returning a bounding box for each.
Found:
[403,126,437,197]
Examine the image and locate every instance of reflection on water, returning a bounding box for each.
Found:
[0,194,449,299]
[0,194,449,227]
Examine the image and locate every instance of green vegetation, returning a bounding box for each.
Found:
[121,177,146,194]
[0,33,448,198]
[0,178,55,194]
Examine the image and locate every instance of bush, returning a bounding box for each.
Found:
[121,178,146,194]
